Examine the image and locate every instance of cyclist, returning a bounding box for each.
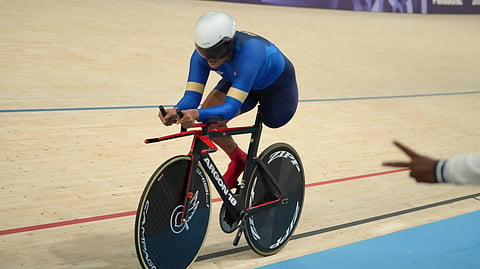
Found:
[159,11,299,190]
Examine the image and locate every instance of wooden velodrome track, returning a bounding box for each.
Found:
[1,0,480,268]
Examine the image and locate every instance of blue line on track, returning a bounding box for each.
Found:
[1,90,479,113]
[0,105,159,113]
[299,90,480,103]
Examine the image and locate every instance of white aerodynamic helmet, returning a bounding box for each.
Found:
[194,12,237,60]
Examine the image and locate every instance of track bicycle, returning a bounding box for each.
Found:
[134,106,305,269]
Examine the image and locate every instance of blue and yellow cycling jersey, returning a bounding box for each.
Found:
[176,31,286,122]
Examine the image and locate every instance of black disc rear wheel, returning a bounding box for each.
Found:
[244,143,305,256]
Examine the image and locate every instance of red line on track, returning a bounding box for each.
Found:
[0,211,136,236]
[0,169,408,236]
[305,168,409,188]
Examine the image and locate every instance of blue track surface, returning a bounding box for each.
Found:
[258,210,480,269]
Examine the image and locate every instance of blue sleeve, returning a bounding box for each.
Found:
[187,51,210,84]
[197,40,266,121]
[176,91,202,110]
[176,51,210,109]
[198,96,242,122]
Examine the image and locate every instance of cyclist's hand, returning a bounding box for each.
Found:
[158,107,178,126]
[177,109,199,129]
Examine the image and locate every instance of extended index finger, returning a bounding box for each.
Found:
[392,140,420,158]
[382,161,411,168]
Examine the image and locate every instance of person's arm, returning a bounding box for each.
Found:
[383,141,480,185]
[436,152,480,184]
[159,51,209,126]
[198,40,266,122]
[176,51,210,110]
[176,82,205,110]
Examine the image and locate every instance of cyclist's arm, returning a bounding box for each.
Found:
[197,95,243,122]
[436,152,480,184]
[197,41,266,121]
[176,51,210,110]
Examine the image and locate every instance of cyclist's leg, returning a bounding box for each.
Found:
[257,57,298,128]
[202,80,249,189]
[201,86,236,153]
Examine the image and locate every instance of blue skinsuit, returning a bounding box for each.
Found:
[176,31,298,128]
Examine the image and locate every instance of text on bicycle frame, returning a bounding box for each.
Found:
[202,157,238,207]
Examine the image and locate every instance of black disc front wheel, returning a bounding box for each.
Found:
[134,155,211,269]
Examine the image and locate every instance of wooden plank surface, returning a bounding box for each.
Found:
[1,0,480,268]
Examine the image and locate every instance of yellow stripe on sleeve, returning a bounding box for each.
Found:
[227,87,249,103]
[186,82,205,94]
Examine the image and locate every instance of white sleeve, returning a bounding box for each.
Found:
[435,152,480,184]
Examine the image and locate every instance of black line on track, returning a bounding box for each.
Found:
[196,192,480,261]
